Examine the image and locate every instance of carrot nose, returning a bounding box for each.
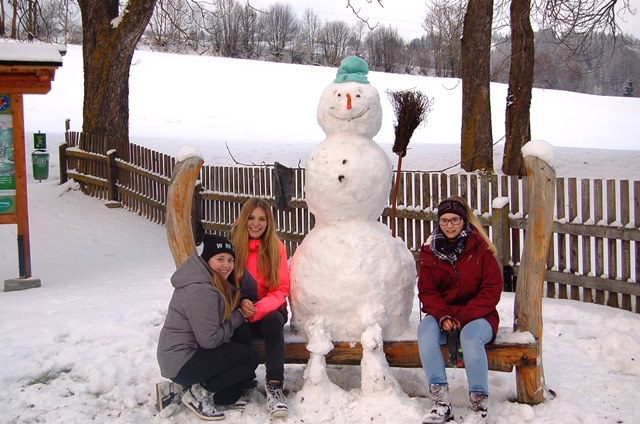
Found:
[346,93,352,110]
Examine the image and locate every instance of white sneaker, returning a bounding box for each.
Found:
[155,380,184,411]
[462,410,488,424]
[462,392,488,424]
[265,382,289,418]
[230,379,257,411]
[231,388,256,410]
[181,383,225,421]
[422,402,453,424]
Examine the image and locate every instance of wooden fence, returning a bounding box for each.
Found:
[60,131,640,313]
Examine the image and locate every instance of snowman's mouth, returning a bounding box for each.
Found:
[332,107,369,121]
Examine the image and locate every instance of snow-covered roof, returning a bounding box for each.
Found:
[0,40,65,66]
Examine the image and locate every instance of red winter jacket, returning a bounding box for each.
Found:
[417,230,502,341]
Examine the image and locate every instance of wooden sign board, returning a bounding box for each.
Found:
[1,41,64,291]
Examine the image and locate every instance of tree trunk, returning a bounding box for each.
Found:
[460,0,493,173]
[11,0,17,38]
[502,0,534,176]
[77,0,156,159]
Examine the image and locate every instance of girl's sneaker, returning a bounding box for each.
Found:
[181,383,225,421]
[231,378,257,410]
[155,381,185,411]
[265,382,289,418]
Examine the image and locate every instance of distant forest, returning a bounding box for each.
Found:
[2,0,638,97]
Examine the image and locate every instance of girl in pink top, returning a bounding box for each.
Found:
[229,198,290,417]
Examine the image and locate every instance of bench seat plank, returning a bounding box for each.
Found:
[253,340,538,373]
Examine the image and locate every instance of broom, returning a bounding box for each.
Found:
[387,89,432,237]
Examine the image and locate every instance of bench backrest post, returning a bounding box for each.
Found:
[514,154,555,403]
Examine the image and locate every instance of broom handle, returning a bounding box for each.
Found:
[391,155,403,238]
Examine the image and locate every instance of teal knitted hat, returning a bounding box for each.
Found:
[334,56,370,84]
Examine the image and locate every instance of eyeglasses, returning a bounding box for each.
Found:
[439,217,463,226]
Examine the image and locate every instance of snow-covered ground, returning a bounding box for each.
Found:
[1,45,639,423]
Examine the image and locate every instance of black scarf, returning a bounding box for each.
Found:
[430,224,472,265]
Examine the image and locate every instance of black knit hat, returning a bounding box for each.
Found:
[437,199,467,221]
[201,234,235,263]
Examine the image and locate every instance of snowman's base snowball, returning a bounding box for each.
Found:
[290,221,416,342]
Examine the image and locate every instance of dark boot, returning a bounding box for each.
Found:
[422,384,453,424]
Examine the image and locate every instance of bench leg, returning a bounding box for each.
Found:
[515,365,544,404]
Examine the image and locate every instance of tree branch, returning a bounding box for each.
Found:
[225,142,303,169]
[346,0,383,31]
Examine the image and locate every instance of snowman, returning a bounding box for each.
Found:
[290,56,416,393]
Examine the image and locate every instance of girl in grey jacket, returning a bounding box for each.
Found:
[157,234,259,421]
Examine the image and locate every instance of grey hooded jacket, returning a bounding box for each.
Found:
[157,253,245,379]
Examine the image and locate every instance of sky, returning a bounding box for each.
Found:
[248,0,640,41]
[1,45,640,423]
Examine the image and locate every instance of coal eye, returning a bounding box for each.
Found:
[342,159,347,164]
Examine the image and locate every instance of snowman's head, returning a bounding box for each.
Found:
[317,57,382,139]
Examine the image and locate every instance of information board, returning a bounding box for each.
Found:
[0,94,16,214]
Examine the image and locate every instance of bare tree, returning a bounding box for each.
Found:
[25,0,38,39]
[3,0,36,39]
[5,0,72,42]
[364,25,404,73]
[237,3,259,58]
[460,0,494,172]
[403,36,431,75]
[349,20,367,57]
[259,2,298,61]
[536,0,632,60]
[318,20,353,66]
[299,8,321,63]
[77,0,156,158]
[209,0,244,57]
[501,0,633,175]
[422,0,466,77]
[10,0,18,38]
[148,0,189,50]
[1,1,5,37]
[502,0,534,176]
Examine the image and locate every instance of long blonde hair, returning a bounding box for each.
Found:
[229,198,282,289]
[445,195,497,257]
[210,269,241,320]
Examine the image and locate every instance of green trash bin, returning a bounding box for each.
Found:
[32,149,49,181]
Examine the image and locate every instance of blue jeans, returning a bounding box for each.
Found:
[417,315,493,395]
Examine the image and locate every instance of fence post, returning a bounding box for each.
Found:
[492,198,513,291]
[106,149,119,202]
[59,142,68,184]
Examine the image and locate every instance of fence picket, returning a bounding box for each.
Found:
[620,180,632,311]
[594,180,605,305]
[607,180,619,308]
[568,178,580,301]
[556,179,568,299]
[581,179,593,303]
[635,181,640,313]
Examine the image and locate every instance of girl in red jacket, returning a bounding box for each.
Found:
[417,196,502,424]
[229,198,290,418]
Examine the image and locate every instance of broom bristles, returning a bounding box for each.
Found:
[387,89,433,157]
